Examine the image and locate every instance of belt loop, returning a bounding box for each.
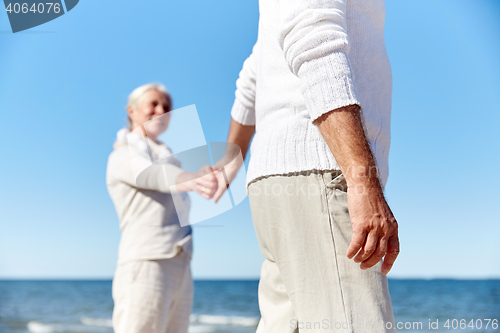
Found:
[325,169,345,189]
[322,170,332,186]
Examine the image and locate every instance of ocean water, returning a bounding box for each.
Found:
[0,279,498,333]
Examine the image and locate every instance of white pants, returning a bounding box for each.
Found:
[248,170,396,333]
[112,255,193,333]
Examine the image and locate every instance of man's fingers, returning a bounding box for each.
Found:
[354,232,378,263]
[347,230,367,259]
[201,170,217,179]
[381,235,400,275]
[191,167,219,199]
[199,165,213,175]
[199,173,217,186]
[196,177,217,191]
[213,186,226,203]
[193,175,217,199]
[360,236,388,270]
[213,170,228,203]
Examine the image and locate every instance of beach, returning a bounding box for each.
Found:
[0,279,498,333]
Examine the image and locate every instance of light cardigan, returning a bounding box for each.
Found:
[106,128,192,264]
[231,0,392,188]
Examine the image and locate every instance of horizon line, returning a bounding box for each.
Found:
[1,276,499,281]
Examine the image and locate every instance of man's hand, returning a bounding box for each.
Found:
[346,184,399,275]
[315,104,400,274]
[176,165,218,199]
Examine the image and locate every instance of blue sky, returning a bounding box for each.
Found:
[0,0,498,279]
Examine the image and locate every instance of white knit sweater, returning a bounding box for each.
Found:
[231,0,392,188]
[106,129,192,264]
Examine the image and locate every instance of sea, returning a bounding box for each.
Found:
[0,279,498,333]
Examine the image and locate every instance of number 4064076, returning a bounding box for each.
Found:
[443,319,498,330]
[5,2,61,14]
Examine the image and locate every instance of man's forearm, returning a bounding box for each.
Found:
[227,118,255,160]
[314,104,381,191]
[212,118,255,203]
[227,105,379,189]
[315,104,399,274]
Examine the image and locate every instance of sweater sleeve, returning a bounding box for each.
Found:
[108,148,184,193]
[278,0,361,122]
[231,40,259,126]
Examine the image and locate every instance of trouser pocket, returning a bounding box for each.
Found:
[323,170,347,192]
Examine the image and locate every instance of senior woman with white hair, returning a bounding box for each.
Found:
[106,83,218,333]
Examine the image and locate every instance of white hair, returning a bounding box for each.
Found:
[126,83,172,128]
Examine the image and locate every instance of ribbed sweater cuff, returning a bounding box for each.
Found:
[298,50,361,122]
[230,98,256,126]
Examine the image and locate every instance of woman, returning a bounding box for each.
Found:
[106,83,218,333]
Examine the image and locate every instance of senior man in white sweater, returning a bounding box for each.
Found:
[214,0,400,332]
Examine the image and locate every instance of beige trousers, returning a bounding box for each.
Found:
[112,255,193,333]
[248,170,396,333]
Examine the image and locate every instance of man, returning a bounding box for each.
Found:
[214,0,399,332]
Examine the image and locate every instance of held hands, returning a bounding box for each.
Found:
[193,165,219,199]
[346,182,400,275]
[176,165,218,199]
[175,147,243,202]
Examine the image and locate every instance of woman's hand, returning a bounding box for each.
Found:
[192,165,218,199]
[176,165,218,199]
